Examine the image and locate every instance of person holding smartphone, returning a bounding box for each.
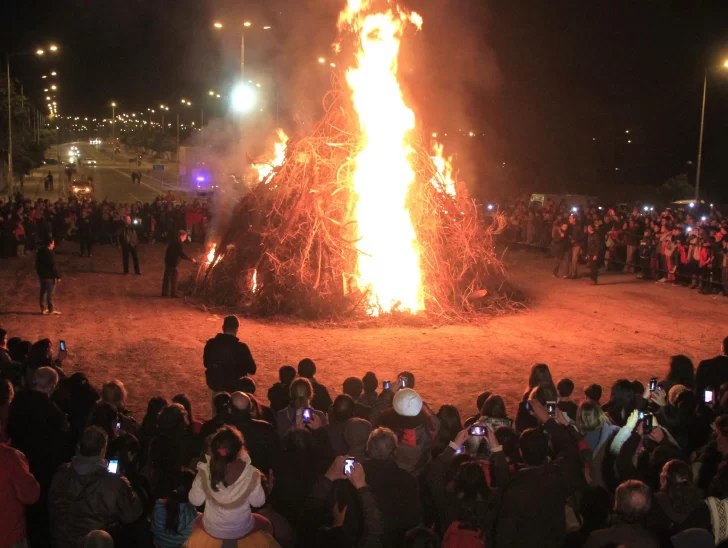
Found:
[275,378,327,439]
[48,426,143,547]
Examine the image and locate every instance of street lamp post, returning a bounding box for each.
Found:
[694,60,728,202]
[111,102,116,158]
[5,44,58,196]
[695,72,707,202]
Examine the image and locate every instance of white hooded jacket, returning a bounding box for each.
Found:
[189,452,266,540]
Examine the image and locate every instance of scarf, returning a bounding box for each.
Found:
[706,497,728,544]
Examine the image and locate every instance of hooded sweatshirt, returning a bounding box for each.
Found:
[189,452,266,540]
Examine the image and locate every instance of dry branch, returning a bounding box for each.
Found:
[194,85,516,320]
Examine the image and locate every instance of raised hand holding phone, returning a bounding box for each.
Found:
[325,456,349,482]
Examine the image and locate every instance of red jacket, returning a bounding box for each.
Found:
[0,443,40,548]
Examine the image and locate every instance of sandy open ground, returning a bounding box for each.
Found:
[1,241,726,420]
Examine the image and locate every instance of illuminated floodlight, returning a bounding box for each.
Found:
[487,204,494,211]
[643,206,649,212]
[689,202,695,208]
[230,82,256,113]
[571,206,578,213]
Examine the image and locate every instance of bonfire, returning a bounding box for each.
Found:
[195,0,511,320]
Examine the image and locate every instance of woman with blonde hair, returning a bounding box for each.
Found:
[275,377,327,438]
[577,400,618,488]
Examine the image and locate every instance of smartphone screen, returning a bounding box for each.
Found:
[649,378,657,391]
[546,401,557,417]
[643,414,654,434]
[705,390,714,404]
[107,460,119,474]
[115,421,121,433]
[383,381,391,390]
[399,377,408,389]
[469,426,486,436]
[344,458,355,475]
[59,340,67,352]
[302,408,312,423]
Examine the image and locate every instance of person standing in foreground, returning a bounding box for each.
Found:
[203,315,257,395]
[120,216,141,275]
[162,230,196,298]
[36,239,62,315]
[587,224,603,285]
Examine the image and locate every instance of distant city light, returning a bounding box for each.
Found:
[318,57,325,64]
[243,21,252,27]
[213,22,223,28]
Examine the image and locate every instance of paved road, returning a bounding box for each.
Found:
[59,142,168,203]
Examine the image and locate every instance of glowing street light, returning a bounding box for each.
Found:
[213,21,223,29]
[694,59,728,201]
[243,21,252,27]
[51,71,57,76]
[230,82,256,113]
[36,49,44,56]
[209,90,215,96]
[318,57,325,64]
[263,26,271,30]
[49,45,58,51]
[50,84,57,90]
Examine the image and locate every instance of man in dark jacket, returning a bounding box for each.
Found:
[695,337,728,400]
[8,366,74,547]
[120,215,141,275]
[494,399,586,548]
[552,222,569,277]
[362,427,422,548]
[584,480,659,548]
[78,209,94,257]
[267,365,296,414]
[587,224,604,285]
[231,392,277,474]
[203,315,257,394]
[36,238,61,315]
[161,229,196,297]
[298,358,333,413]
[49,426,144,548]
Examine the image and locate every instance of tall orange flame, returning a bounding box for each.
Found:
[339,0,423,315]
[254,129,289,184]
[431,141,456,197]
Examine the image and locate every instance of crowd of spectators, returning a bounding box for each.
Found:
[3,322,728,547]
[0,192,212,259]
[496,197,728,294]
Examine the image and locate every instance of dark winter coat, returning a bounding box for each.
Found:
[494,420,586,548]
[48,456,143,548]
[163,238,192,267]
[584,522,659,548]
[360,458,422,547]
[202,333,257,392]
[377,408,436,478]
[8,389,74,491]
[232,411,277,474]
[35,246,60,279]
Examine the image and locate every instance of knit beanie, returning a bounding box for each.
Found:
[393,388,423,417]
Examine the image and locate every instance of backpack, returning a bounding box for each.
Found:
[442,522,486,548]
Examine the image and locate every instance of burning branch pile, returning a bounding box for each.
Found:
[194,0,513,321]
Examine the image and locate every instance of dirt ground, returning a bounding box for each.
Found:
[1,241,726,421]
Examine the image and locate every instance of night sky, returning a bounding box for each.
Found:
[5,0,728,199]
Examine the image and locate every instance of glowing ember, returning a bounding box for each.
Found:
[254,129,289,183]
[339,0,423,315]
[430,141,457,197]
[206,244,216,264]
